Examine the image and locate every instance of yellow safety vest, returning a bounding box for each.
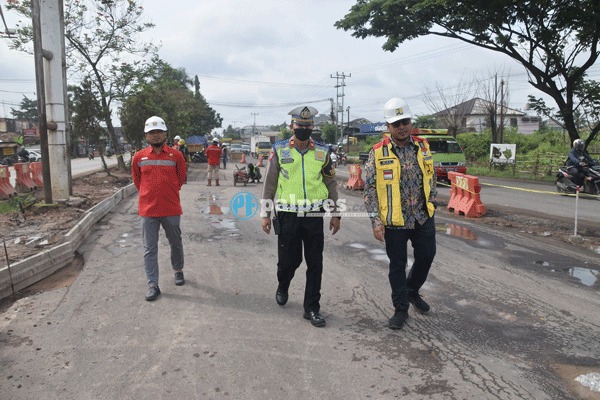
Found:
[373,136,435,226]
[275,140,329,212]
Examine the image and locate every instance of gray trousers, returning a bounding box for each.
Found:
[141,216,184,288]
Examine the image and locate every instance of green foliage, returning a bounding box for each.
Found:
[119,60,222,148]
[69,79,105,148]
[414,115,437,129]
[10,96,38,123]
[335,0,600,146]
[320,123,337,144]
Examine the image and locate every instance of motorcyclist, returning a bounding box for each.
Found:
[567,139,596,186]
[17,146,30,162]
[247,163,261,183]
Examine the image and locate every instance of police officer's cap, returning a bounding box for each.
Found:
[289,106,318,126]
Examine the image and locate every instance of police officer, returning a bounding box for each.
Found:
[261,106,341,327]
[363,98,437,330]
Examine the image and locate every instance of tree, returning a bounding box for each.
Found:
[119,60,222,147]
[335,0,600,147]
[7,0,158,169]
[320,123,337,144]
[11,96,38,123]
[69,79,105,156]
[422,78,475,136]
[413,115,437,129]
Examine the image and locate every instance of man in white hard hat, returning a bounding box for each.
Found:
[260,105,341,328]
[132,116,188,301]
[205,138,222,186]
[363,98,437,330]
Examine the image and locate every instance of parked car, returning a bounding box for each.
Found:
[28,150,42,162]
[241,144,251,154]
[230,143,243,153]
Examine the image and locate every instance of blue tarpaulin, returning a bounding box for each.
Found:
[186,135,208,145]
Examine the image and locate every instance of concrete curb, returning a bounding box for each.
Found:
[0,183,137,301]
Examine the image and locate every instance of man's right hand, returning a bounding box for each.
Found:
[373,225,385,242]
[262,217,271,234]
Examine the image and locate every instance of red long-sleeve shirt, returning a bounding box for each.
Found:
[205,144,222,166]
[132,145,187,217]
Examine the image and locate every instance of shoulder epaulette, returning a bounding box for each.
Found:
[373,136,391,149]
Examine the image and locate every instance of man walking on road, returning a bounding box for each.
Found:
[132,116,188,301]
[261,106,341,328]
[205,138,223,186]
[364,98,437,329]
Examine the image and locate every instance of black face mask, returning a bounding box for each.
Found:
[294,128,312,141]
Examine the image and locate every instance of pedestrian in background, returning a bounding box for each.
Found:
[363,98,437,330]
[261,106,341,328]
[205,138,222,186]
[132,116,187,301]
[221,145,228,170]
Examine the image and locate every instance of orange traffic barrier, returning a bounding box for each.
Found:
[0,165,17,199]
[447,171,486,217]
[257,155,264,167]
[30,161,43,188]
[13,162,37,193]
[345,164,365,190]
[240,153,247,163]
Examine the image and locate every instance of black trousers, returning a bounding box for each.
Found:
[384,217,436,312]
[276,212,324,313]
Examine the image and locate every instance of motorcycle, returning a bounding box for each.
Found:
[556,163,600,195]
[247,163,262,183]
[233,165,249,186]
[191,151,207,163]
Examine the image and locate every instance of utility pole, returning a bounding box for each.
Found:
[346,106,350,153]
[32,0,70,202]
[251,112,259,135]
[499,79,505,143]
[330,72,351,144]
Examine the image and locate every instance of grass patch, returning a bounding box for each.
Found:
[0,194,40,214]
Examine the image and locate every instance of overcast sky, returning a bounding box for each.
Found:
[0,0,568,134]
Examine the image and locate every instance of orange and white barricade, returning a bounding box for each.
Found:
[345,164,365,190]
[0,165,17,199]
[447,171,486,217]
[13,163,37,192]
[30,161,43,188]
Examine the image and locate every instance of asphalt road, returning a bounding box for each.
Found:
[0,162,599,399]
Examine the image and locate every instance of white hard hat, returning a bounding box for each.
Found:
[144,116,167,133]
[383,98,413,123]
[174,135,181,141]
[212,137,219,143]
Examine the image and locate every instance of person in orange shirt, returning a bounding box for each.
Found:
[205,138,223,186]
[131,116,187,301]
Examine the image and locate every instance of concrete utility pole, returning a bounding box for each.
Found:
[330,72,351,144]
[32,0,70,202]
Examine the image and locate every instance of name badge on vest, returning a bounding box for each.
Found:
[379,160,394,166]
[383,169,394,180]
[418,142,429,156]
[314,149,325,161]
[280,149,294,164]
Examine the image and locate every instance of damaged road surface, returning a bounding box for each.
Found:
[0,170,599,400]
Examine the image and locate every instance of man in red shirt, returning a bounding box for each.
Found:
[205,138,223,186]
[132,116,187,301]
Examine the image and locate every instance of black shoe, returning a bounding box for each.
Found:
[145,286,161,301]
[408,292,430,314]
[174,271,185,286]
[303,311,326,327]
[275,289,288,306]
[388,310,408,330]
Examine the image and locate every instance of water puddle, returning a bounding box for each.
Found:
[568,267,598,286]
[349,243,367,249]
[444,223,477,240]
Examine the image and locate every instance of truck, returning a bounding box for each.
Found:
[412,128,467,181]
[251,135,272,158]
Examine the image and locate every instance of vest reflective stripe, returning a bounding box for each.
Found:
[276,143,328,212]
[373,139,435,226]
[138,159,177,167]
